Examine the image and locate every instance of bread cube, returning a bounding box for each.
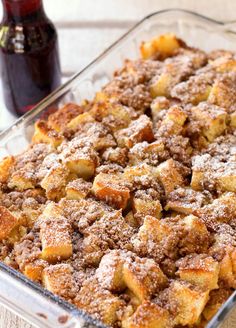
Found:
[0,156,14,184]
[0,206,19,241]
[140,33,181,59]
[197,193,236,225]
[125,290,141,311]
[168,280,209,326]
[8,143,53,191]
[191,154,232,193]
[177,254,220,291]
[115,115,154,148]
[165,106,188,126]
[208,49,234,60]
[232,248,236,275]
[165,187,207,215]
[6,224,27,245]
[75,277,125,326]
[150,72,172,98]
[32,120,64,148]
[208,76,236,114]
[24,260,46,282]
[216,165,236,192]
[123,163,158,187]
[82,233,106,266]
[96,250,126,292]
[8,164,36,191]
[40,226,72,263]
[230,111,236,127]
[210,56,236,72]
[156,106,188,137]
[95,91,118,103]
[41,202,67,220]
[129,141,166,166]
[22,206,42,227]
[151,96,170,121]
[66,178,92,200]
[179,215,210,254]
[124,211,139,228]
[219,247,236,288]
[203,288,233,321]
[191,154,211,191]
[182,214,209,236]
[132,216,172,255]
[48,103,84,131]
[191,102,227,142]
[132,197,162,219]
[150,57,192,98]
[123,257,167,301]
[102,147,128,167]
[40,162,69,201]
[91,101,131,132]
[191,171,205,191]
[43,263,75,299]
[171,75,212,105]
[122,301,170,328]
[192,156,236,193]
[217,192,236,222]
[92,172,130,209]
[158,118,184,137]
[59,138,99,179]
[156,159,184,195]
[177,47,207,69]
[67,156,97,179]
[66,112,95,130]
[142,214,209,257]
[74,122,116,151]
[140,215,172,243]
[40,205,72,263]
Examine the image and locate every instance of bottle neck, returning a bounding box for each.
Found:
[2,0,46,22]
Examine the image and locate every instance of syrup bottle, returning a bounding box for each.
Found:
[0,0,61,116]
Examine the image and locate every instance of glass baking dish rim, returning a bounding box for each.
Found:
[0,8,235,328]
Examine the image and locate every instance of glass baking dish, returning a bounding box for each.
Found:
[0,8,236,328]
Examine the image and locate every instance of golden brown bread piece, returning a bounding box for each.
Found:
[0,156,15,184]
[165,280,209,326]
[43,263,75,300]
[39,204,72,263]
[0,206,19,241]
[92,172,130,209]
[115,115,154,148]
[140,33,182,60]
[156,159,184,195]
[32,120,64,148]
[122,301,170,328]
[176,254,220,291]
[75,277,125,326]
[48,103,84,131]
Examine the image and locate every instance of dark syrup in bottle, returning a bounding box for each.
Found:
[0,0,61,116]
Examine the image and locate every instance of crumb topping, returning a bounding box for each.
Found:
[0,33,236,328]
